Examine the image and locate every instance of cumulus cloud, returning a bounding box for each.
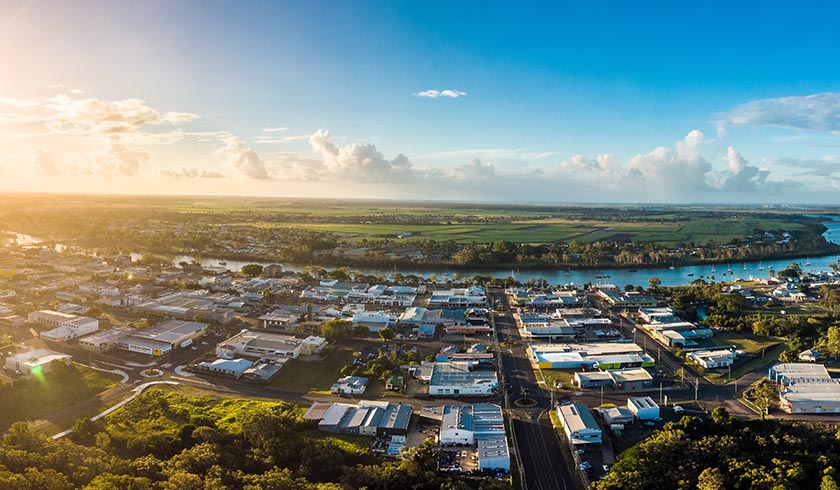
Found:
[215,136,270,180]
[415,89,467,98]
[94,137,152,176]
[158,167,226,179]
[309,129,413,181]
[625,130,713,193]
[719,146,773,192]
[0,93,199,135]
[449,158,496,180]
[31,149,62,176]
[717,92,840,132]
[269,152,325,181]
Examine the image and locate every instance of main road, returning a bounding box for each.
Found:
[491,289,575,490]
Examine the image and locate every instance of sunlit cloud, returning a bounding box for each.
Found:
[415,89,467,98]
[717,92,840,132]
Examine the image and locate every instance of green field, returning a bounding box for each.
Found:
[0,364,121,432]
[258,216,806,245]
[267,347,355,393]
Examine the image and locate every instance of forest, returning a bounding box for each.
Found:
[0,388,510,490]
[594,408,840,490]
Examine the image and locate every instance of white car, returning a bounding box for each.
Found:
[673,405,685,413]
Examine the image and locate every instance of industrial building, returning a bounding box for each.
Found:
[116,319,207,357]
[4,348,72,376]
[627,396,660,420]
[29,310,99,342]
[78,328,132,352]
[556,402,602,445]
[575,367,654,390]
[427,403,509,471]
[429,361,498,396]
[770,363,840,414]
[528,342,654,370]
[304,401,412,439]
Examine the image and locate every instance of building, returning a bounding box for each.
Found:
[576,368,653,390]
[116,320,207,357]
[385,375,404,391]
[241,360,286,383]
[331,376,369,394]
[258,310,301,329]
[429,362,498,396]
[770,363,840,414]
[688,349,737,369]
[528,342,654,370]
[352,310,398,332]
[4,348,72,376]
[216,329,305,360]
[78,328,132,352]
[0,315,24,328]
[597,406,634,425]
[429,287,487,308]
[300,336,328,356]
[305,401,412,438]
[29,310,100,342]
[556,403,602,445]
[195,358,254,378]
[597,290,658,308]
[627,396,660,420]
[477,434,510,471]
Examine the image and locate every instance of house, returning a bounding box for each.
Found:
[798,349,821,362]
[429,362,498,396]
[556,403,602,445]
[627,396,660,420]
[385,375,404,391]
[331,376,369,395]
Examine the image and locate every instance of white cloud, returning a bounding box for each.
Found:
[717,92,840,132]
[0,93,199,135]
[215,136,270,180]
[31,149,61,176]
[415,89,467,98]
[625,130,713,194]
[262,127,289,132]
[309,129,413,181]
[93,137,152,176]
[719,146,773,192]
[449,158,496,180]
[158,167,226,179]
[252,134,312,144]
[269,152,325,181]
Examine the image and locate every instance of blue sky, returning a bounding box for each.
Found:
[2,0,840,202]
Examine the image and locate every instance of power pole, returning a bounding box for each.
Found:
[659,382,663,404]
[600,384,604,406]
[694,377,699,401]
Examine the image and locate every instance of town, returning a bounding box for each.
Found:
[2,235,840,489]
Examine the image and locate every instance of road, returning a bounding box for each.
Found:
[492,290,575,490]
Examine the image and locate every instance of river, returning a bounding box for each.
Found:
[6,218,840,288]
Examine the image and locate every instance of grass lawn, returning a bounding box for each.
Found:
[540,369,577,391]
[0,363,121,432]
[708,332,782,355]
[305,430,372,455]
[268,347,356,393]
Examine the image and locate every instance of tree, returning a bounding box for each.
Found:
[241,264,263,277]
[823,475,840,490]
[648,276,661,291]
[320,319,352,343]
[752,380,778,419]
[697,467,726,490]
[379,327,395,341]
[818,325,840,359]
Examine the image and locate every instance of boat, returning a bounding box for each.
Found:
[686,272,694,277]
[669,264,675,270]
[727,264,732,273]
[710,266,717,273]
[758,262,765,271]
[628,269,638,272]
[218,260,227,266]
[806,257,811,266]
[743,263,747,271]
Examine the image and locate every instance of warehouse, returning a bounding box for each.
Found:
[78,328,132,352]
[770,363,840,414]
[4,348,71,377]
[429,362,498,396]
[627,396,660,420]
[556,402,601,445]
[116,319,207,356]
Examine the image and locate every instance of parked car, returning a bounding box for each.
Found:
[579,461,591,471]
[673,405,685,413]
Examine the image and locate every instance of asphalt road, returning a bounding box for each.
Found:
[492,290,575,490]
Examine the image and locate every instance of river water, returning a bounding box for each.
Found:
[6,218,840,288]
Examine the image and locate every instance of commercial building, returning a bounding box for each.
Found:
[556,403,602,445]
[429,362,498,396]
[770,363,840,414]
[597,290,658,308]
[116,319,207,357]
[597,406,634,426]
[352,310,398,332]
[688,349,737,369]
[258,310,301,329]
[195,358,254,378]
[429,287,487,308]
[433,403,509,471]
[528,342,654,370]
[133,292,236,324]
[576,368,653,390]
[627,396,660,420]
[216,329,310,360]
[78,328,132,352]
[29,310,100,342]
[4,348,72,376]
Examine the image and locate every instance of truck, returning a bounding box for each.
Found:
[179,338,194,349]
